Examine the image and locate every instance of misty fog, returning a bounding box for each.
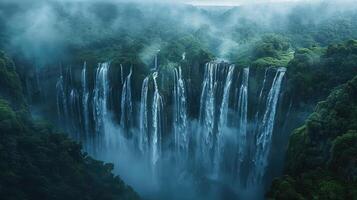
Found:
[1,0,356,200]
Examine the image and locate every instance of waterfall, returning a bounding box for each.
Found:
[69,88,81,138]
[198,62,218,167]
[236,67,249,177]
[53,60,288,197]
[173,67,189,157]
[214,64,235,175]
[121,68,133,132]
[56,75,68,124]
[250,67,286,184]
[69,88,76,118]
[154,54,158,70]
[252,68,269,140]
[81,63,90,142]
[139,76,149,154]
[152,72,163,168]
[93,62,110,148]
[120,64,124,85]
[257,68,269,105]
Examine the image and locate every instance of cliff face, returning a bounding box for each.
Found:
[267,40,357,200]
[15,41,355,199]
[0,52,140,200]
[267,76,357,200]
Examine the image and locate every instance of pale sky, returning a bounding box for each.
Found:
[185,0,322,6]
[7,0,325,6]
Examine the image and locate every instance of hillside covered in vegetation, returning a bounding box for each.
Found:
[268,75,357,199]
[0,1,356,200]
[0,52,140,200]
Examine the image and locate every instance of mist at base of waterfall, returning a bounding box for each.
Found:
[56,62,286,200]
[80,115,267,200]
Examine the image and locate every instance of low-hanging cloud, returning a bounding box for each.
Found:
[1,0,357,65]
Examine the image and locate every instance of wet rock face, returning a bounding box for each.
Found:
[49,60,292,199]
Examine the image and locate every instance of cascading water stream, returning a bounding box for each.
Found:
[214,64,235,176]
[173,67,189,157]
[152,72,163,169]
[55,61,288,199]
[198,62,218,167]
[182,52,186,60]
[236,67,249,179]
[121,68,133,132]
[139,76,149,155]
[120,64,124,85]
[81,63,90,150]
[69,88,81,137]
[250,67,286,185]
[254,68,270,128]
[56,75,68,124]
[93,62,110,149]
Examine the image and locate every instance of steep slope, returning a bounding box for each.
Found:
[0,51,140,200]
[267,76,357,200]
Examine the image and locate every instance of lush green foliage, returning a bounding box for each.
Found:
[253,35,290,59]
[329,130,357,182]
[234,34,294,68]
[0,51,25,108]
[267,76,357,200]
[1,2,357,199]
[286,40,357,104]
[286,5,357,47]
[0,53,140,200]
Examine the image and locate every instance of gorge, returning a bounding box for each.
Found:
[50,60,289,199]
[0,1,356,200]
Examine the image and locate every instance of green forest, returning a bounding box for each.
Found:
[0,1,356,200]
[0,49,139,200]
